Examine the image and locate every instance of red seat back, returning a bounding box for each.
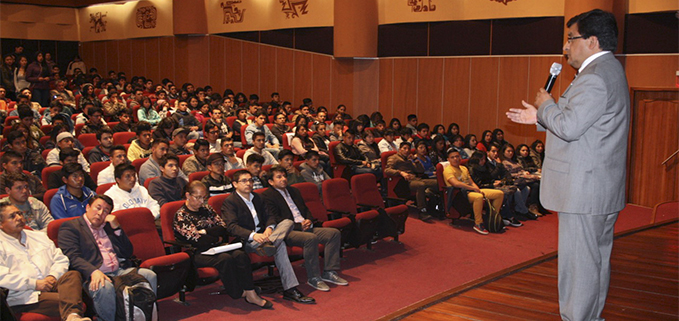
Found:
[207,193,230,216]
[144,176,157,189]
[132,157,147,174]
[81,146,94,161]
[188,171,209,183]
[78,133,99,147]
[41,166,62,189]
[322,178,357,215]
[160,201,185,243]
[113,208,165,260]
[96,182,116,195]
[225,116,236,128]
[43,188,59,211]
[41,149,52,161]
[112,132,136,145]
[46,217,78,247]
[351,173,384,209]
[240,125,248,147]
[327,141,348,179]
[89,161,110,183]
[297,182,329,221]
[178,154,191,168]
[74,123,85,136]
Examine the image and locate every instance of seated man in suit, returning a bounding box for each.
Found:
[58,195,157,321]
[0,203,91,321]
[222,169,315,304]
[262,165,348,292]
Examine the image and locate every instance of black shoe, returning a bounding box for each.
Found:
[419,209,433,222]
[244,296,274,309]
[524,212,539,220]
[282,287,316,304]
[255,242,276,257]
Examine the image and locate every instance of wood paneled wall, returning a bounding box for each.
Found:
[81,36,678,146]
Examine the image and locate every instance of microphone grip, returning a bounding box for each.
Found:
[544,75,557,93]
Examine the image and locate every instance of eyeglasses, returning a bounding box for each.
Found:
[190,194,207,202]
[237,178,254,184]
[567,35,585,43]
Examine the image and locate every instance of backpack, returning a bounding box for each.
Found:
[113,269,158,321]
[483,197,504,233]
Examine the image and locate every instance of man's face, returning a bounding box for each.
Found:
[0,205,25,235]
[306,156,319,169]
[138,131,152,145]
[85,199,112,229]
[248,105,258,114]
[301,107,309,116]
[0,88,6,99]
[3,56,12,66]
[100,133,113,148]
[453,138,464,148]
[253,136,265,150]
[255,115,266,127]
[116,170,137,191]
[376,123,385,131]
[134,91,143,101]
[338,106,346,114]
[20,117,33,129]
[234,172,254,194]
[342,133,354,145]
[272,94,280,102]
[62,156,77,165]
[247,162,262,177]
[111,150,127,166]
[56,81,65,91]
[207,159,225,176]
[221,140,234,155]
[384,133,394,143]
[206,127,220,143]
[2,157,22,173]
[211,110,222,122]
[269,171,287,189]
[173,133,188,147]
[317,112,326,122]
[275,114,286,125]
[416,144,427,155]
[409,118,418,126]
[58,138,74,150]
[7,180,29,203]
[64,171,85,190]
[398,144,410,157]
[152,142,168,160]
[161,159,179,179]
[447,152,461,166]
[178,102,188,112]
[564,23,592,69]
[488,146,499,160]
[279,155,293,169]
[195,145,209,160]
[418,128,429,138]
[119,113,131,125]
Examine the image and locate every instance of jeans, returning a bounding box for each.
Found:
[87,267,157,321]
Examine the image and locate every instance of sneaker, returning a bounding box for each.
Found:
[307,277,330,291]
[321,271,349,286]
[473,223,489,235]
[502,219,511,226]
[66,314,92,321]
[508,218,523,227]
[419,208,433,222]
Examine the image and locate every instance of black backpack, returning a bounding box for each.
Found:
[483,197,504,233]
[112,269,157,321]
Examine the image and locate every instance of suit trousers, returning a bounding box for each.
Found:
[244,219,299,290]
[285,227,342,280]
[409,178,438,210]
[87,267,157,321]
[10,271,84,319]
[194,249,254,299]
[558,212,618,321]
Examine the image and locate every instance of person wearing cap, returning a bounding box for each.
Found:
[169,127,192,156]
[201,153,233,197]
[139,138,188,186]
[148,154,187,207]
[45,132,90,173]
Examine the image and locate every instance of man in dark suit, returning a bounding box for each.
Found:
[508,9,629,321]
[262,165,348,292]
[58,195,157,321]
[221,169,315,304]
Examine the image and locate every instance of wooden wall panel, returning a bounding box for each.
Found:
[498,57,530,145]
[129,38,147,77]
[468,57,499,138]
[378,59,394,119]
[241,41,260,96]
[208,36,226,95]
[276,47,294,103]
[293,51,313,108]
[352,59,379,117]
[91,42,107,76]
[442,58,471,134]
[625,55,679,88]
[258,45,277,100]
[144,38,161,83]
[173,37,189,87]
[117,39,133,80]
[186,36,210,87]
[104,41,118,75]
[80,42,95,74]
[391,58,418,123]
[331,59,354,115]
[417,58,444,127]
[312,54,332,109]
[157,37,175,84]
[224,38,242,93]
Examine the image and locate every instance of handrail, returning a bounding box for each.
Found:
[661,149,679,165]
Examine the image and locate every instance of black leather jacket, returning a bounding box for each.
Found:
[334,142,367,166]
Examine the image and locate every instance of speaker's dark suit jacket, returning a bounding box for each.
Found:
[58,216,134,280]
[261,186,317,230]
[221,192,277,241]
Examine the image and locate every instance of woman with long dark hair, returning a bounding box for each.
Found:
[389,118,402,132]
[530,139,545,169]
[477,130,493,152]
[25,52,51,107]
[79,83,102,109]
[500,143,542,217]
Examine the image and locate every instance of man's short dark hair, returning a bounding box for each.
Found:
[17,106,33,120]
[277,149,294,160]
[204,122,218,133]
[3,172,28,190]
[110,145,126,154]
[119,108,132,116]
[193,139,209,151]
[88,107,103,117]
[399,142,411,149]
[271,92,279,97]
[254,110,268,118]
[96,128,113,141]
[232,169,251,182]
[6,131,25,145]
[446,148,460,157]
[268,165,287,180]
[62,162,85,179]
[1,151,22,165]
[114,163,136,179]
[220,137,233,146]
[407,114,417,121]
[88,194,114,209]
[159,154,179,167]
[152,138,169,147]
[252,132,265,141]
[305,150,319,159]
[400,128,412,136]
[59,148,80,162]
[246,153,264,165]
[384,129,395,137]
[135,121,152,135]
[416,123,429,131]
[567,9,618,52]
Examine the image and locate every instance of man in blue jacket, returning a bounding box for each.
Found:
[50,163,94,219]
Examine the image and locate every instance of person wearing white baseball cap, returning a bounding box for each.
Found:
[45,132,90,172]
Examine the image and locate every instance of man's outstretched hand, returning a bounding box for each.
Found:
[507,100,538,125]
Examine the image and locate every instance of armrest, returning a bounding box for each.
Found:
[356,203,380,210]
[327,209,351,221]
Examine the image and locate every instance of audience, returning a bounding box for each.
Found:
[87,128,113,163]
[243,132,278,166]
[139,138,188,185]
[385,142,438,221]
[0,151,45,200]
[105,163,160,219]
[1,173,53,231]
[50,163,95,219]
[47,148,97,191]
[148,154,187,207]
[182,138,210,175]
[97,145,128,185]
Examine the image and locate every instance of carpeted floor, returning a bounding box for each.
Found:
[158,204,656,321]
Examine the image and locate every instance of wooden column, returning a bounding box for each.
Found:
[173,0,207,35]
[563,0,627,54]
[334,0,378,58]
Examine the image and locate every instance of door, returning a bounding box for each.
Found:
[627,88,679,207]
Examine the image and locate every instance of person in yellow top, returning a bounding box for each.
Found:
[443,149,503,235]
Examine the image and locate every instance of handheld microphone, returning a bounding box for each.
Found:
[544,62,562,93]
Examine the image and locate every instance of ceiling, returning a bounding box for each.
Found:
[1,0,130,8]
